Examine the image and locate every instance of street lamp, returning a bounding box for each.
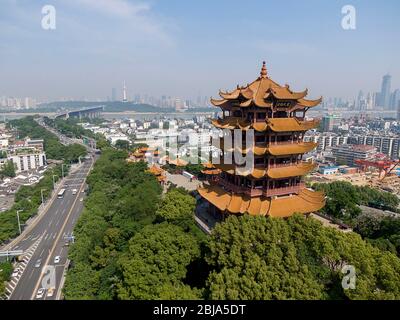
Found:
[61,163,70,178]
[16,210,23,235]
[52,175,58,190]
[40,189,46,205]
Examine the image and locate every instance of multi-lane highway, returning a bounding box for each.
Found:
[4,158,93,300]
[1,119,98,300]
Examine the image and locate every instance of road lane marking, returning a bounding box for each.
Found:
[30,158,94,300]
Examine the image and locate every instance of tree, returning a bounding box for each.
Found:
[0,262,12,296]
[117,223,201,300]
[63,263,100,300]
[1,160,16,178]
[205,214,400,300]
[156,189,196,227]
[115,139,130,150]
[353,212,384,238]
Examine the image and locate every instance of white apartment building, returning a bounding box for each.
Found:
[348,135,400,159]
[9,151,47,173]
[105,133,130,145]
[304,133,348,152]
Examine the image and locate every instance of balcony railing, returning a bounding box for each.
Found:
[269,160,311,168]
[264,182,305,197]
[218,178,304,198]
[269,140,302,146]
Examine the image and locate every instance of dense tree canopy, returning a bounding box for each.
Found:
[64,150,163,299]
[63,149,400,301]
[314,181,399,220]
[0,160,16,178]
[118,223,201,300]
[206,214,400,300]
[313,181,400,256]
[156,188,196,226]
[114,140,130,150]
[0,261,12,297]
[9,117,87,162]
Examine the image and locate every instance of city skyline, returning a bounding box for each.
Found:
[1,0,399,101]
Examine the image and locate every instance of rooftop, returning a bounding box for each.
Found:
[211,62,322,109]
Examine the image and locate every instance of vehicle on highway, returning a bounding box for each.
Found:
[63,241,70,247]
[47,287,55,297]
[57,188,66,199]
[11,268,20,278]
[54,256,60,264]
[72,188,77,195]
[36,288,45,299]
[34,259,42,268]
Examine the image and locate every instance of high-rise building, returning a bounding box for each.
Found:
[198,62,325,218]
[380,74,391,109]
[111,88,117,102]
[366,92,374,110]
[397,103,400,122]
[122,81,128,102]
[356,90,364,110]
[321,115,341,132]
[390,89,400,110]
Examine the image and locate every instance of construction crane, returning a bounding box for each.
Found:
[355,158,400,181]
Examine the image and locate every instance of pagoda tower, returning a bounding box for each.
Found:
[198,62,325,218]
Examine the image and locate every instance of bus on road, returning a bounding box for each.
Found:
[57,188,66,199]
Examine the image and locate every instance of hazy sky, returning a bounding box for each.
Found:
[0,0,399,101]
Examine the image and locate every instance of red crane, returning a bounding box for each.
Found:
[355,158,400,180]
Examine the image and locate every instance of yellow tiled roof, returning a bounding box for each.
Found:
[210,62,322,109]
[198,184,325,217]
[268,142,318,156]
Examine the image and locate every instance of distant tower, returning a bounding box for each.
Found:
[366,92,373,110]
[380,74,391,109]
[123,81,128,102]
[111,88,117,102]
[356,90,364,110]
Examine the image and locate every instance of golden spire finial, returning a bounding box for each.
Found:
[260,61,268,78]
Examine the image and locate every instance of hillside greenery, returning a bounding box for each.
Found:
[63,149,400,300]
[313,181,400,256]
[8,116,87,162]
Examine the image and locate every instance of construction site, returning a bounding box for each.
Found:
[310,155,400,195]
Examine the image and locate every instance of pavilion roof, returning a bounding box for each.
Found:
[198,184,325,217]
[211,62,322,109]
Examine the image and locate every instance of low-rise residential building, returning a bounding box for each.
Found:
[331,144,377,166]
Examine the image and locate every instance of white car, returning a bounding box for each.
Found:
[72,189,77,195]
[47,287,55,297]
[54,256,61,264]
[36,288,45,299]
[34,259,42,268]
[11,268,20,278]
